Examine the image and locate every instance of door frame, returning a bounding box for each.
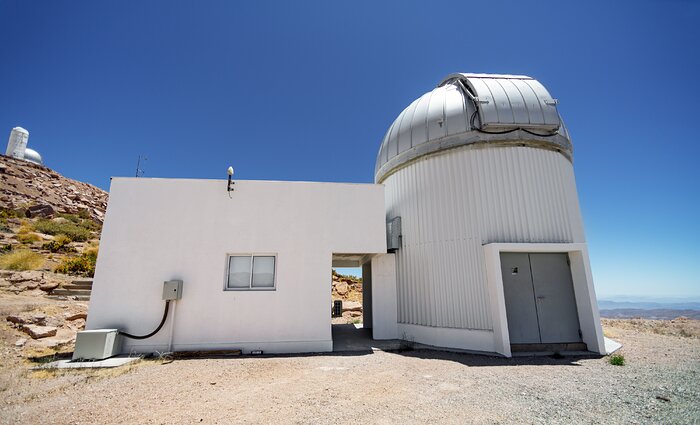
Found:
[483,243,605,357]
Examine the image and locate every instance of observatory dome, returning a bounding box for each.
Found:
[375,73,572,183]
[23,148,43,166]
[378,73,592,352]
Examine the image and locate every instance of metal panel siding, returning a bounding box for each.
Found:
[482,79,514,125]
[498,79,529,124]
[523,79,560,127]
[411,92,432,147]
[426,87,447,141]
[384,146,585,331]
[511,79,545,125]
[467,78,498,124]
[397,99,419,153]
[386,118,400,158]
[443,86,468,136]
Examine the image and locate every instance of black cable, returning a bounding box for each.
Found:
[119,300,170,340]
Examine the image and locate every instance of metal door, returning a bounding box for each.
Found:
[500,252,582,344]
[529,253,581,343]
[500,253,540,344]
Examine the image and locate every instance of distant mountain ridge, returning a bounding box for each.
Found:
[598,296,700,320]
[598,299,700,311]
[599,309,700,320]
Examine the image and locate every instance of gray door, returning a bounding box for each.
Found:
[500,253,581,344]
[529,253,581,343]
[500,253,541,344]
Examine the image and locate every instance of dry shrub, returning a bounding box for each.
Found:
[33,219,91,241]
[42,234,74,253]
[17,233,41,243]
[54,246,98,277]
[18,223,33,234]
[0,249,44,270]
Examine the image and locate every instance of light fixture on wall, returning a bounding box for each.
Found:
[227,166,235,193]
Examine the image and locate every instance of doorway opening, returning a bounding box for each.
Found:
[500,252,587,352]
[330,254,375,351]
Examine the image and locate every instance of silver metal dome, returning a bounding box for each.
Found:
[375,73,572,183]
[23,148,43,165]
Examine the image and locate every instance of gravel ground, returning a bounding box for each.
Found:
[1,320,699,424]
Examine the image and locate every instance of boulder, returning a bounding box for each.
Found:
[32,314,47,325]
[15,338,27,347]
[22,324,58,339]
[335,282,349,295]
[25,204,55,218]
[6,314,26,324]
[8,270,43,283]
[342,301,362,312]
[39,281,60,292]
[66,318,85,331]
[23,282,39,290]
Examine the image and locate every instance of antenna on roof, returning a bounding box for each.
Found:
[135,155,148,178]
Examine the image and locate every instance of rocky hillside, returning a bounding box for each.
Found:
[0,155,106,356]
[0,154,108,223]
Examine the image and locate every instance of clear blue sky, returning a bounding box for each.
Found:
[1,1,698,299]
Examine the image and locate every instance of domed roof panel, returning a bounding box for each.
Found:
[23,148,43,165]
[410,92,431,147]
[397,98,418,154]
[444,85,469,136]
[375,73,573,183]
[426,88,447,141]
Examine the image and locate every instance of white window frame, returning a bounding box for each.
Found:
[224,253,277,291]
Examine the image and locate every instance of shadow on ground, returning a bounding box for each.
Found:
[44,324,602,367]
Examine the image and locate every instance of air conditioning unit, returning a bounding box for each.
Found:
[387,216,402,252]
[72,329,122,361]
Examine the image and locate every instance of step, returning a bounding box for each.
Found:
[510,342,588,353]
[51,289,93,297]
[62,283,93,290]
[71,279,94,286]
[47,295,91,301]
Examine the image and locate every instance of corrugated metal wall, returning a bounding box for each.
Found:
[384,146,586,331]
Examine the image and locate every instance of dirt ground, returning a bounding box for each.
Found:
[0,318,698,424]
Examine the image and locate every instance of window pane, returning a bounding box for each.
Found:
[227,256,251,289]
[252,256,275,288]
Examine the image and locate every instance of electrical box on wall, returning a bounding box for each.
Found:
[162,280,183,300]
[387,217,402,252]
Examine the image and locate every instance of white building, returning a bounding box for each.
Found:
[85,73,605,357]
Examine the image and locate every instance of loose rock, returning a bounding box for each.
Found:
[25,204,55,218]
[335,282,349,295]
[22,324,58,339]
[342,301,362,312]
[65,312,87,321]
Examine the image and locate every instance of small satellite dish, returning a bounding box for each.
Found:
[227,166,234,176]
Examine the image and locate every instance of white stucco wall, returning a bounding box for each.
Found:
[370,253,398,340]
[87,178,386,354]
